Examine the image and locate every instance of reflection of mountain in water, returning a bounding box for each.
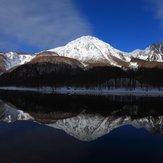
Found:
[48,114,163,141]
[0,90,163,141]
[47,114,131,141]
[0,99,33,123]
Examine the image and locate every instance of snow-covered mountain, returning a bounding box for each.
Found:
[48,36,132,68]
[134,42,163,62]
[129,49,142,57]
[0,51,35,74]
[1,36,163,75]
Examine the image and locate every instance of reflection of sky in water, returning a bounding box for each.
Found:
[0,122,163,163]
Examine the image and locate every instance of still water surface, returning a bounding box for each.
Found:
[0,90,163,163]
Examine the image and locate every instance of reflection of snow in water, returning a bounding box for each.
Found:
[47,114,163,141]
[0,101,33,123]
[0,94,163,141]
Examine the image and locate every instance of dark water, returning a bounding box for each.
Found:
[0,90,163,163]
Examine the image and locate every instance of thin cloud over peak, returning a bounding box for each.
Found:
[0,0,93,52]
[145,0,163,28]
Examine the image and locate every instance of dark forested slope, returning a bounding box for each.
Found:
[0,60,163,90]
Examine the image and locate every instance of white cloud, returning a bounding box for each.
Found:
[0,0,93,52]
[145,0,163,28]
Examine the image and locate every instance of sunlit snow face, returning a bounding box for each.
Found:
[49,36,131,68]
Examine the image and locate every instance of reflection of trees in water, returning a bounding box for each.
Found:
[1,90,163,139]
[0,90,163,118]
[0,100,5,120]
[0,90,138,115]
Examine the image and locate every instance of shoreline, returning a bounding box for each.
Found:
[0,86,163,96]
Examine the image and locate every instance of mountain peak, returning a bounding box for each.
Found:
[48,35,131,67]
[67,35,109,47]
[149,42,163,54]
[136,42,163,62]
[75,35,99,41]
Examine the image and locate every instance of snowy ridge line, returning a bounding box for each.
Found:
[0,86,163,96]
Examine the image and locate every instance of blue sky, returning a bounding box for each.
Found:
[0,0,163,53]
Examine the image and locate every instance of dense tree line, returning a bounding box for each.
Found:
[0,62,163,90]
[1,90,163,118]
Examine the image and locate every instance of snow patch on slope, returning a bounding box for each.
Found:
[129,62,138,69]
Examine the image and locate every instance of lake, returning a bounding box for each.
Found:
[0,90,163,163]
